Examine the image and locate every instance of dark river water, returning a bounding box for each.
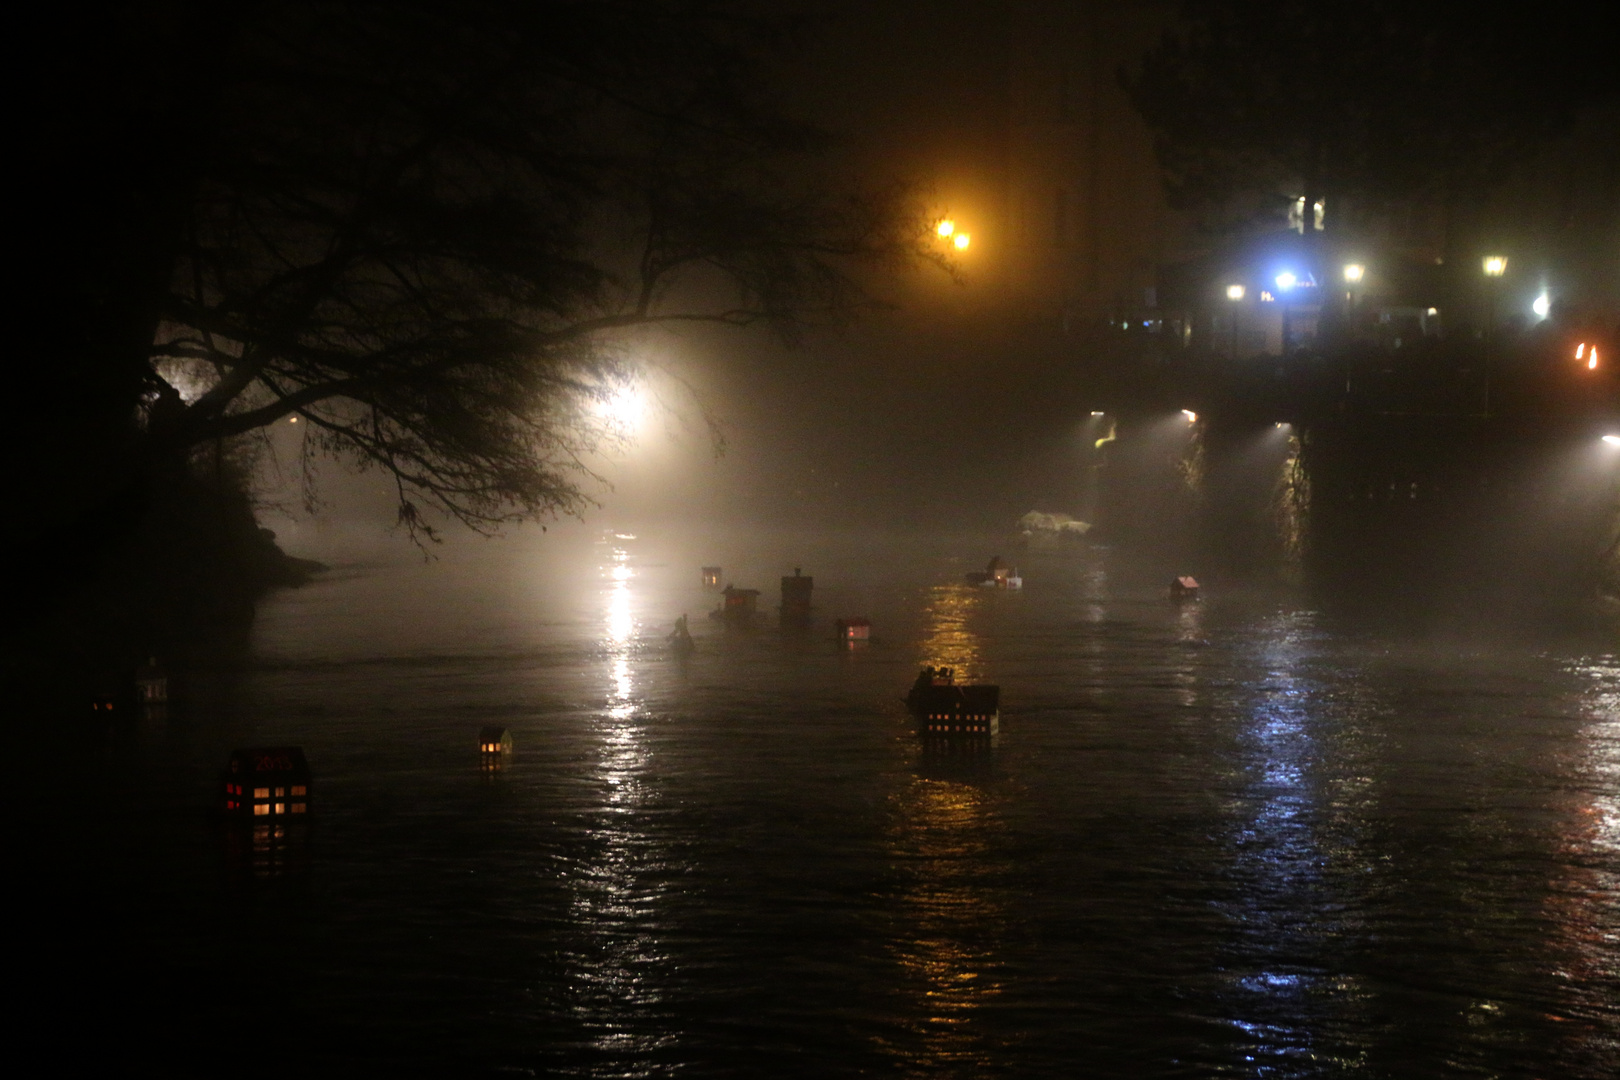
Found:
[59,528,1619,1077]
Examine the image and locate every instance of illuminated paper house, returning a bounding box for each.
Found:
[717,585,759,622]
[480,726,513,771]
[906,667,1000,739]
[135,657,168,705]
[221,747,311,818]
[836,617,871,642]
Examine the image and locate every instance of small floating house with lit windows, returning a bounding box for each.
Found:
[479,726,513,771]
[966,556,1022,589]
[221,747,311,818]
[711,584,760,623]
[906,667,1000,739]
[836,617,871,642]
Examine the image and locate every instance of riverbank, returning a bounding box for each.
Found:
[5,471,325,722]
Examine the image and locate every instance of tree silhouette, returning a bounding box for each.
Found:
[55,2,940,542]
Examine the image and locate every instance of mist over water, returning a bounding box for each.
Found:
[76,523,1620,1077]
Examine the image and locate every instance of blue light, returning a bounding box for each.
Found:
[1275,271,1297,292]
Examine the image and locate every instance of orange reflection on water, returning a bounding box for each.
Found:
[880,775,1006,1073]
[917,583,985,679]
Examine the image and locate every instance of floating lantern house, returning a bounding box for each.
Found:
[1170,576,1201,601]
[135,657,168,705]
[780,568,813,625]
[836,617,871,642]
[905,667,1000,740]
[966,556,1021,589]
[701,566,722,588]
[479,726,513,769]
[221,747,311,818]
[714,584,760,623]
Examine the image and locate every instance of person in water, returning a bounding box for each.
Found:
[669,614,695,652]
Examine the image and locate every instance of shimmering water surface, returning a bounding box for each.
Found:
[84,529,1618,1076]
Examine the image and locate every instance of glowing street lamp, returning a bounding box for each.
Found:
[1275,271,1297,292]
[1603,434,1620,447]
[1181,409,1198,423]
[1577,343,1600,371]
[1226,284,1246,301]
[1533,293,1551,318]
[1482,255,1508,278]
[953,232,971,251]
[936,219,956,239]
[1342,263,1365,284]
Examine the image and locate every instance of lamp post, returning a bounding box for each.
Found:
[1482,255,1507,416]
[1342,263,1365,346]
[1275,272,1297,356]
[1225,284,1245,356]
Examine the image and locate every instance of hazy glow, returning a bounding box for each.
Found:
[1090,410,1106,417]
[1482,255,1507,277]
[1182,409,1198,423]
[953,232,971,251]
[1342,263,1365,284]
[1226,284,1246,300]
[607,560,634,645]
[1533,293,1551,317]
[593,384,647,433]
[1275,271,1297,291]
[1602,434,1620,446]
[936,218,955,238]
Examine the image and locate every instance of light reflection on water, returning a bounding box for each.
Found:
[881,577,1004,1074]
[1544,657,1620,1071]
[103,529,1619,1076]
[917,582,985,679]
[1218,610,1377,1073]
[559,538,675,1069]
[883,776,1006,1075]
